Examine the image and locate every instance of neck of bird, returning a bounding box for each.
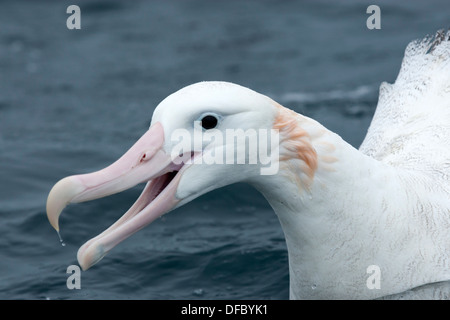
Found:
[248,105,438,299]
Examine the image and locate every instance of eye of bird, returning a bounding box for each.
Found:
[200,115,218,130]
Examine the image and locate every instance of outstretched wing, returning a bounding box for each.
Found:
[359,30,450,181]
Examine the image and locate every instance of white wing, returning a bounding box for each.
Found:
[359,30,450,182]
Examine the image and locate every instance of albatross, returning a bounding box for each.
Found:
[46,30,450,299]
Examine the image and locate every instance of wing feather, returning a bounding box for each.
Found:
[359,30,450,181]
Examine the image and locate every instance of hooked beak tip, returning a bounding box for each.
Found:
[46,176,85,232]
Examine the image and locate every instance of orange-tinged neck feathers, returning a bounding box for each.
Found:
[273,103,318,182]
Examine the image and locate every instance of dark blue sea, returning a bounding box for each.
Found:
[0,0,448,300]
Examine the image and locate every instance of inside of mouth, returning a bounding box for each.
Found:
[150,170,179,202]
[77,156,193,268]
[99,154,194,237]
[81,167,182,244]
[147,152,196,203]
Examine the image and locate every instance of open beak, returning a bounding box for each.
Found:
[46,122,186,270]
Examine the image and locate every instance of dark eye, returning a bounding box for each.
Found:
[200,115,218,130]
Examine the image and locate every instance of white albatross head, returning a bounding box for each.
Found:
[46,81,290,270]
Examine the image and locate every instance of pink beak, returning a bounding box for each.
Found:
[46,122,185,270]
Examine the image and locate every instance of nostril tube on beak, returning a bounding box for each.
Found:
[140,151,152,163]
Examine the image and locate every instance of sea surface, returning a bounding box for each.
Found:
[0,0,448,300]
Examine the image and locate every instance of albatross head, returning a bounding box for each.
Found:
[46,81,283,270]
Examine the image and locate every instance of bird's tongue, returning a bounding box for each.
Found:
[46,122,183,270]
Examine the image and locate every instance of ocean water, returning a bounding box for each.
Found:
[0,0,448,300]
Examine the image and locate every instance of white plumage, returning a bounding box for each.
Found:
[46,30,450,299]
[250,30,450,299]
[355,30,450,299]
[360,30,450,175]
